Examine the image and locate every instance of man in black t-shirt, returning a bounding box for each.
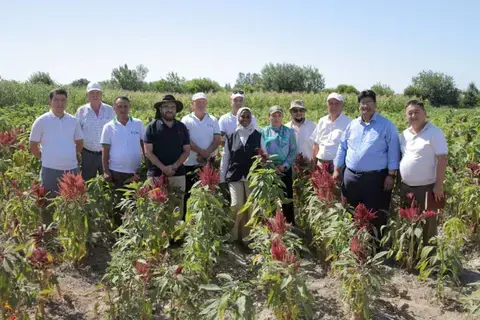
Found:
[144,95,191,217]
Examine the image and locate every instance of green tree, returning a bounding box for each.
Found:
[111,64,149,91]
[411,70,459,106]
[261,63,325,93]
[28,71,55,86]
[462,82,479,108]
[235,72,264,92]
[371,82,394,96]
[335,84,359,95]
[182,78,222,93]
[403,85,424,98]
[70,78,89,88]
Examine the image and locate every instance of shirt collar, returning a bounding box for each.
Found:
[190,112,209,121]
[361,112,378,124]
[327,113,344,123]
[113,116,132,125]
[408,121,431,135]
[48,110,65,119]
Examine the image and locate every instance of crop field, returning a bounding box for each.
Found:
[0,82,479,320]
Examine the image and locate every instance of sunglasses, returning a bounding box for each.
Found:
[291,108,305,113]
[232,90,244,95]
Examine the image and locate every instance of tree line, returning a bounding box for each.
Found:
[19,62,480,108]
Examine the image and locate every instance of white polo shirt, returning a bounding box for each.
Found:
[285,119,316,160]
[29,111,83,170]
[219,112,258,136]
[181,112,221,166]
[76,103,115,152]
[400,122,448,186]
[100,117,145,174]
[311,113,351,161]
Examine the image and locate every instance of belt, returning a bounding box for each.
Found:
[317,159,333,164]
[347,167,387,174]
[83,148,102,155]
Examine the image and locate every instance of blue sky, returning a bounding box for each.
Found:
[1,0,479,92]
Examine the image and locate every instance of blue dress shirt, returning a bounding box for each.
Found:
[334,113,400,171]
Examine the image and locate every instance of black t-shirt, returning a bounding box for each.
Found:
[144,119,190,177]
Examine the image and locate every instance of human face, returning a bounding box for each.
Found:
[49,93,67,115]
[406,104,426,128]
[114,98,130,119]
[87,90,102,105]
[231,97,244,111]
[239,110,252,127]
[359,97,377,120]
[290,108,306,123]
[269,112,283,128]
[193,98,207,114]
[161,102,177,121]
[327,98,343,117]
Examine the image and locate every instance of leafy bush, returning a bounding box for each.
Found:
[403,85,424,98]
[335,84,359,95]
[371,82,394,96]
[462,82,479,108]
[70,78,89,88]
[111,64,149,91]
[182,78,222,93]
[411,70,460,106]
[261,63,325,93]
[28,72,55,86]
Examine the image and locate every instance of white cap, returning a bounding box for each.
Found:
[327,92,344,102]
[192,92,207,101]
[87,82,102,92]
[231,92,245,99]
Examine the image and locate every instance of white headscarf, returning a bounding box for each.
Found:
[236,107,255,135]
[235,107,256,146]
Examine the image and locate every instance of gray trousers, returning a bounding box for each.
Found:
[40,166,79,224]
[81,149,103,182]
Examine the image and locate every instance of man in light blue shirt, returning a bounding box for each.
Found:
[333,90,400,235]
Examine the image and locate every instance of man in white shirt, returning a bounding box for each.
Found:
[100,96,145,188]
[218,90,257,137]
[399,100,447,242]
[29,88,83,223]
[76,82,115,181]
[181,92,221,215]
[285,100,316,160]
[311,92,351,172]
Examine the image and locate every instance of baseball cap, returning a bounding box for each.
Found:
[290,100,306,110]
[87,82,102,93]
[327,92,344,102]
[192,92,207,101]
[269,105,284,115]
[231,90,245,99]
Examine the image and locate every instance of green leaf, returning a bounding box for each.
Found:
[200,284,222,291]
[280,275,293,289]
[217,273,233,281]
[236,295,246,315]
[414,227,423,239]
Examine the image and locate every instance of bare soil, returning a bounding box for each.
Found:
[39,242,480,320]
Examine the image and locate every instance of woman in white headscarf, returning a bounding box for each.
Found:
[220,107,266,245]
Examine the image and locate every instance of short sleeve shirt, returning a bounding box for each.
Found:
[144,119,190,177]
[100,117,145,174]
[75,103,115,152]
[29,111,83,170]
[285,120,316,160]
[181,113,221,166]
[311,113,351,161]
[399,122,448,186]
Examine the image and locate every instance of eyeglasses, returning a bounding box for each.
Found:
[291,108,305,113]
[232,90,244,95]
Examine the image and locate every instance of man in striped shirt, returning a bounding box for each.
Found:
[75,82,115,181]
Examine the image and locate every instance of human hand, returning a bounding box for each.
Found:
[433,184,444,201]
[384,175,395,191]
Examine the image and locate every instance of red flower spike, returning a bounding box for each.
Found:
[149,187,167,204]
[399,199,438,222]
[30,181,47,208]
[199,164,220,191]
[58,173,87,202]
[270,237,287,262]
[28,248,50,268]
[353,203,377,230]
[256,148,269,164]
[293,153,310,174]
[135,260,152,282]
[406,193,415,200]
[467,162,480,177]
[174,265,184,275]
[0,131,16,146]
[311,165,336,204]
[266,210,290,235]
[350,232,367,262]
[418,210,437,221]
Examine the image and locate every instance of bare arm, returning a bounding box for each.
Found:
[30,141,41,159]
[144,143,166,172]
[190,141,204,154]
[102,145,110,174]
[436,155,447,187]
[140,140,145,159]
[75,139,83,154]
[206,134,221,154]
[312,143,319,161]
[174,145,191,169]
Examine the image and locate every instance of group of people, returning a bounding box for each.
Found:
[29,83,448,244]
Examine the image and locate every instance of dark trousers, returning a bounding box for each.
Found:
[281,169,295,225]
[81,149,103,182]
[184,165,199,220]
[342,168,391,236]
[110,170,134,226]
[400,182,437,244]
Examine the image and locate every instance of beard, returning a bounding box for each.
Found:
[293,117,305,124]
[162,112,175,121]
